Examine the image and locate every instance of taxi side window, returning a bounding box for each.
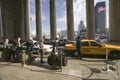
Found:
[90,42,101,46]
[81,42,89,46]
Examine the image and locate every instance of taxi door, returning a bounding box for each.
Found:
[81,41,92,55]
[89,42,106,55]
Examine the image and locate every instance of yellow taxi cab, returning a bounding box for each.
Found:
[64,39,120,59]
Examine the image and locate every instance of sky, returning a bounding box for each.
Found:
[30,0,109,35]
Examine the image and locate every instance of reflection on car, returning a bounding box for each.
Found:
[65,39,120,59]
[22,40,53,54]
[58,39,68,46]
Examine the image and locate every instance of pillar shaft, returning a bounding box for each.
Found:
[21,0,25,40]
[1,0,26,40]
[86,0,95,39]
[1,0,14,39]
[109,0,120,41]
[36,0,42,40]
[66,0,74,40]
[24,0,30,40]
[13,0,25,40]
[0,0,2,39]
[50,0,56,40]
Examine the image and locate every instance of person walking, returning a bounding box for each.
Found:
[76,36,82,59]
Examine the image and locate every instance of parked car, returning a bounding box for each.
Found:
[22,40,53,54]
[58,39,68,46]
[43,44,53,54]
[64,39,120,59]
[0,41,14,51]
[44,39,53,45]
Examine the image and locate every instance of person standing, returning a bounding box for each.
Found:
[52,38,59,55]
[15,37,22,62]
[3,38,9,49]
[3,38,16,61]
[76,36,82,59]
[26,37,34,63]
[3,38,11,61]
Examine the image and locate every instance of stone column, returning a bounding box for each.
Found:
[109,0,120,42]
[21,0,25,40]
[86,0,95,39]
[66,0,74,40]
[1,0,14,39]
[36,0,42,40]
[50,0,57,40]
[24,0,30,40]
[13,0,25,40]
[0,1,2,39]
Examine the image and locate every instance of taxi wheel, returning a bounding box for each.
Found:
[109,50,120,60]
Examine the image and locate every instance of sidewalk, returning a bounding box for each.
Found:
[80,58,120,80]
[0,56,120,80]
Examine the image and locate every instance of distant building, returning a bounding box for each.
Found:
[59,30,67,39]
[78,20,86,37]
[95,1,106,34]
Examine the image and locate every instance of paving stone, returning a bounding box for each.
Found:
[0,55,120,80]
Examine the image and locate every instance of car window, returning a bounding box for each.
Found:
[81,42,89,46]
[22,42,27,46]
[34,42,39,46]
[64,39,67,42]
[67,41,76,44]
[90,42,102,47]
[0,42,3,44]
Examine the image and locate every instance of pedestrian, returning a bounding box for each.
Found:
[39,36,44,63]
[52,38,59,55]
[15,37,22,62]
[3,38,11,61]
[26,37,34,63]
[76,36,82,59]
[3,38,15,61]
[3,38,9,49]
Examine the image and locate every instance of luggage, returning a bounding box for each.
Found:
[47,54,67,67]
[1,49,15,61]
[48,54,59,66]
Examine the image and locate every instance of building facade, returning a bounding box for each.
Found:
[95,1,106,34]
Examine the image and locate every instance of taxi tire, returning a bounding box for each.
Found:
[109,50,120,60]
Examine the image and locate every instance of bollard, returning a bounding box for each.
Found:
[106,49,108,60]
[60,51,62,72]
[105,49,108,73]
[116,60,119,76]
[21,50,27,67]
